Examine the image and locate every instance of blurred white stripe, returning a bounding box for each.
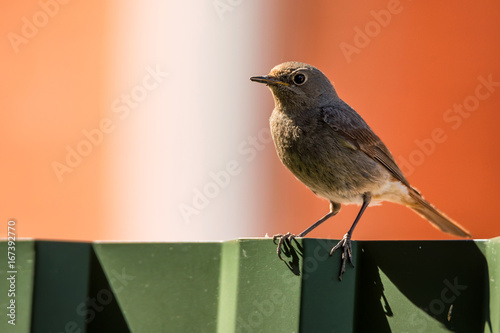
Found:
[103,1,267,241]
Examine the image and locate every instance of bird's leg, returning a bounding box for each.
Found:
[298,202,341,237]
[273,202,340,261]
[330,193,372,280]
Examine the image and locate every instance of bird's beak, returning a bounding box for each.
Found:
[250,75,290,86]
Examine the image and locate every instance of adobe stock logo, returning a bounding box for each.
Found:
[408,277,468,331]
[340,0,405,64]
[213,0,243,21]
[54,268,135,333]
[7,0,72,54]
[397,74,499,176]
[178,128,273,224]
[51,65,168,182]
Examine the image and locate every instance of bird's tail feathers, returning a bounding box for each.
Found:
[407,190,472,238]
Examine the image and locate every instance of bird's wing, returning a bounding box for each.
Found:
[321,106,411,188]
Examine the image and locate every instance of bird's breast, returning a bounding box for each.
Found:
[269,109,391,204]
[269,111,310,173]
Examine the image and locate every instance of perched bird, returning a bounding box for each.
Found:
[250,62,471,279]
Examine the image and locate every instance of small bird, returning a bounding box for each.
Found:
[250,62,472,279]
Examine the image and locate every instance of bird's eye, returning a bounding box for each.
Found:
[293,73,307,85]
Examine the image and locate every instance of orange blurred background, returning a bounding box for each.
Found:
[1,0,499,242]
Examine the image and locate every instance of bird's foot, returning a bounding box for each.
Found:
[330,233,354,280]
[273,232,298,261]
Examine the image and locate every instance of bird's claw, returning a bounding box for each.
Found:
[330,233,354,280]
[273,232,297,261]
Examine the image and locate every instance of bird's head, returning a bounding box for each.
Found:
[250,61,339,112]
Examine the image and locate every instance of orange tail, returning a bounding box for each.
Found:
[408,190,472,238]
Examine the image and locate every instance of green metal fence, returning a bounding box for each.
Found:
[0,238,498,332]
